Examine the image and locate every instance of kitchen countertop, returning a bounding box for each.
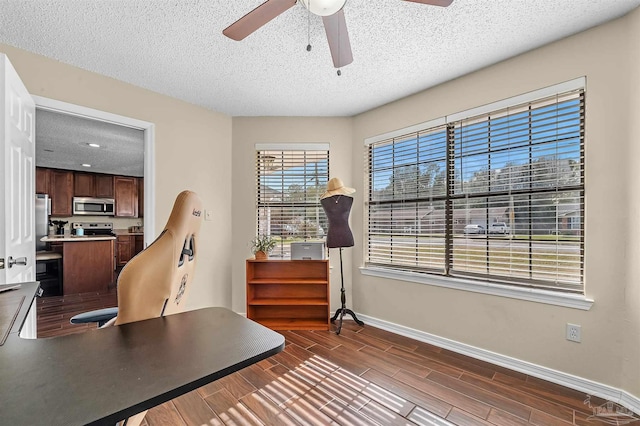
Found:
[41,234,116,242]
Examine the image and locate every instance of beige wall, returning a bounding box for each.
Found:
[231,117,353,313]
[624,8,640,398]
[1,43,234,310]
[351,9,640,393]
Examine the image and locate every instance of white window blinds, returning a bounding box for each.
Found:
[367,88,585,292]
[256,146,330,259]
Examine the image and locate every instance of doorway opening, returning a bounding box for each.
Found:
[32,96,155,246]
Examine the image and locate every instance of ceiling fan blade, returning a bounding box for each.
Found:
[402,0,453,6]
[223,0,297,41]
[322,10,353,68]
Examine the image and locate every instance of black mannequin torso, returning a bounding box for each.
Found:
[321,195,354,248]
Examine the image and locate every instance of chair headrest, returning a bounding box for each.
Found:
[165,190,203,242]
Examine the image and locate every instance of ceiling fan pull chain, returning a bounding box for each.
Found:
[306,0,312,52]
[337,11,342,76]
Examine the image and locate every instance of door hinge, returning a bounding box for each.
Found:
[0,258,4,269]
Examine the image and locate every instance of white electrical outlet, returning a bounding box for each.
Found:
[204,209,213,221]
[566,323,581,343]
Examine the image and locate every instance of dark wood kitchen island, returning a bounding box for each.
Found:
[41,235,115,295]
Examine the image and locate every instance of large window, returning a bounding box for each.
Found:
[366,84,585,293]
[256,144,329,258]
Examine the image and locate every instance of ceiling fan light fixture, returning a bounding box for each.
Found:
[299,0,347,17]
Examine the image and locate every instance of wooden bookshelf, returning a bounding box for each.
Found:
[246,259,330,330]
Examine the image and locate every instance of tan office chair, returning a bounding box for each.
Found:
[114,189,203,326]
[73,190,203,426]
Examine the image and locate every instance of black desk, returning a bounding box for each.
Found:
[0,283,285,426]
[0,282,37,342]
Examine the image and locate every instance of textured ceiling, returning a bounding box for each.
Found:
[1,0,640,117]
[36,109,144,177]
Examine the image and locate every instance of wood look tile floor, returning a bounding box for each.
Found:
[36,294,619,426]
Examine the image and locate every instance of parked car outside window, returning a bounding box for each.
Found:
[463,224,485,235]
[489,222,510,234]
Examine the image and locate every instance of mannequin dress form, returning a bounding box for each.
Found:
[321,192,364,335]
[322,195,354,248]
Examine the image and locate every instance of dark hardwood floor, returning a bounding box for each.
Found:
[36,293,618,425]
[36,289,118,338]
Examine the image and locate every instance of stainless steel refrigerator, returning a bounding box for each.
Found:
[35,194,50,251]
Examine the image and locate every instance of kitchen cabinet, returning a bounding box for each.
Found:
[74,172,114,198]
[116,234,144,267]
[49,170,74,217]
[114,176,138,217]
[37,168,140,218]
[134,235,144,254]
[96,174,114,198]
[36,167,50,194]
[74,172,96,197]
[116,235,132,267]
[138,178,144,218]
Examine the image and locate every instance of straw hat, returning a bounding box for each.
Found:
[321,177,355,198]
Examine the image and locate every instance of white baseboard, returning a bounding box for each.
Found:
[356,313,640,416]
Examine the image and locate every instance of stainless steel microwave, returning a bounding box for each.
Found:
[72,197,115,216]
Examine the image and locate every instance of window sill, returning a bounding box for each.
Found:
[359,267,593,310]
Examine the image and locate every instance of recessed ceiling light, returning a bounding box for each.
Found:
[82,164,91,168]
[87,143,100,148]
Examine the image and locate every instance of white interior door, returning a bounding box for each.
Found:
[0,54,36,284]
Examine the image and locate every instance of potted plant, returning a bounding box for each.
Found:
[251,235,277,260]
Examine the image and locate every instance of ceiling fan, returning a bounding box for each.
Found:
[223,0,453,70]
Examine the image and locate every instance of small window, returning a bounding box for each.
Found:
[256,144,330,258]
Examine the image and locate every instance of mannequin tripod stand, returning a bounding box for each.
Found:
[331,247,364,335]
